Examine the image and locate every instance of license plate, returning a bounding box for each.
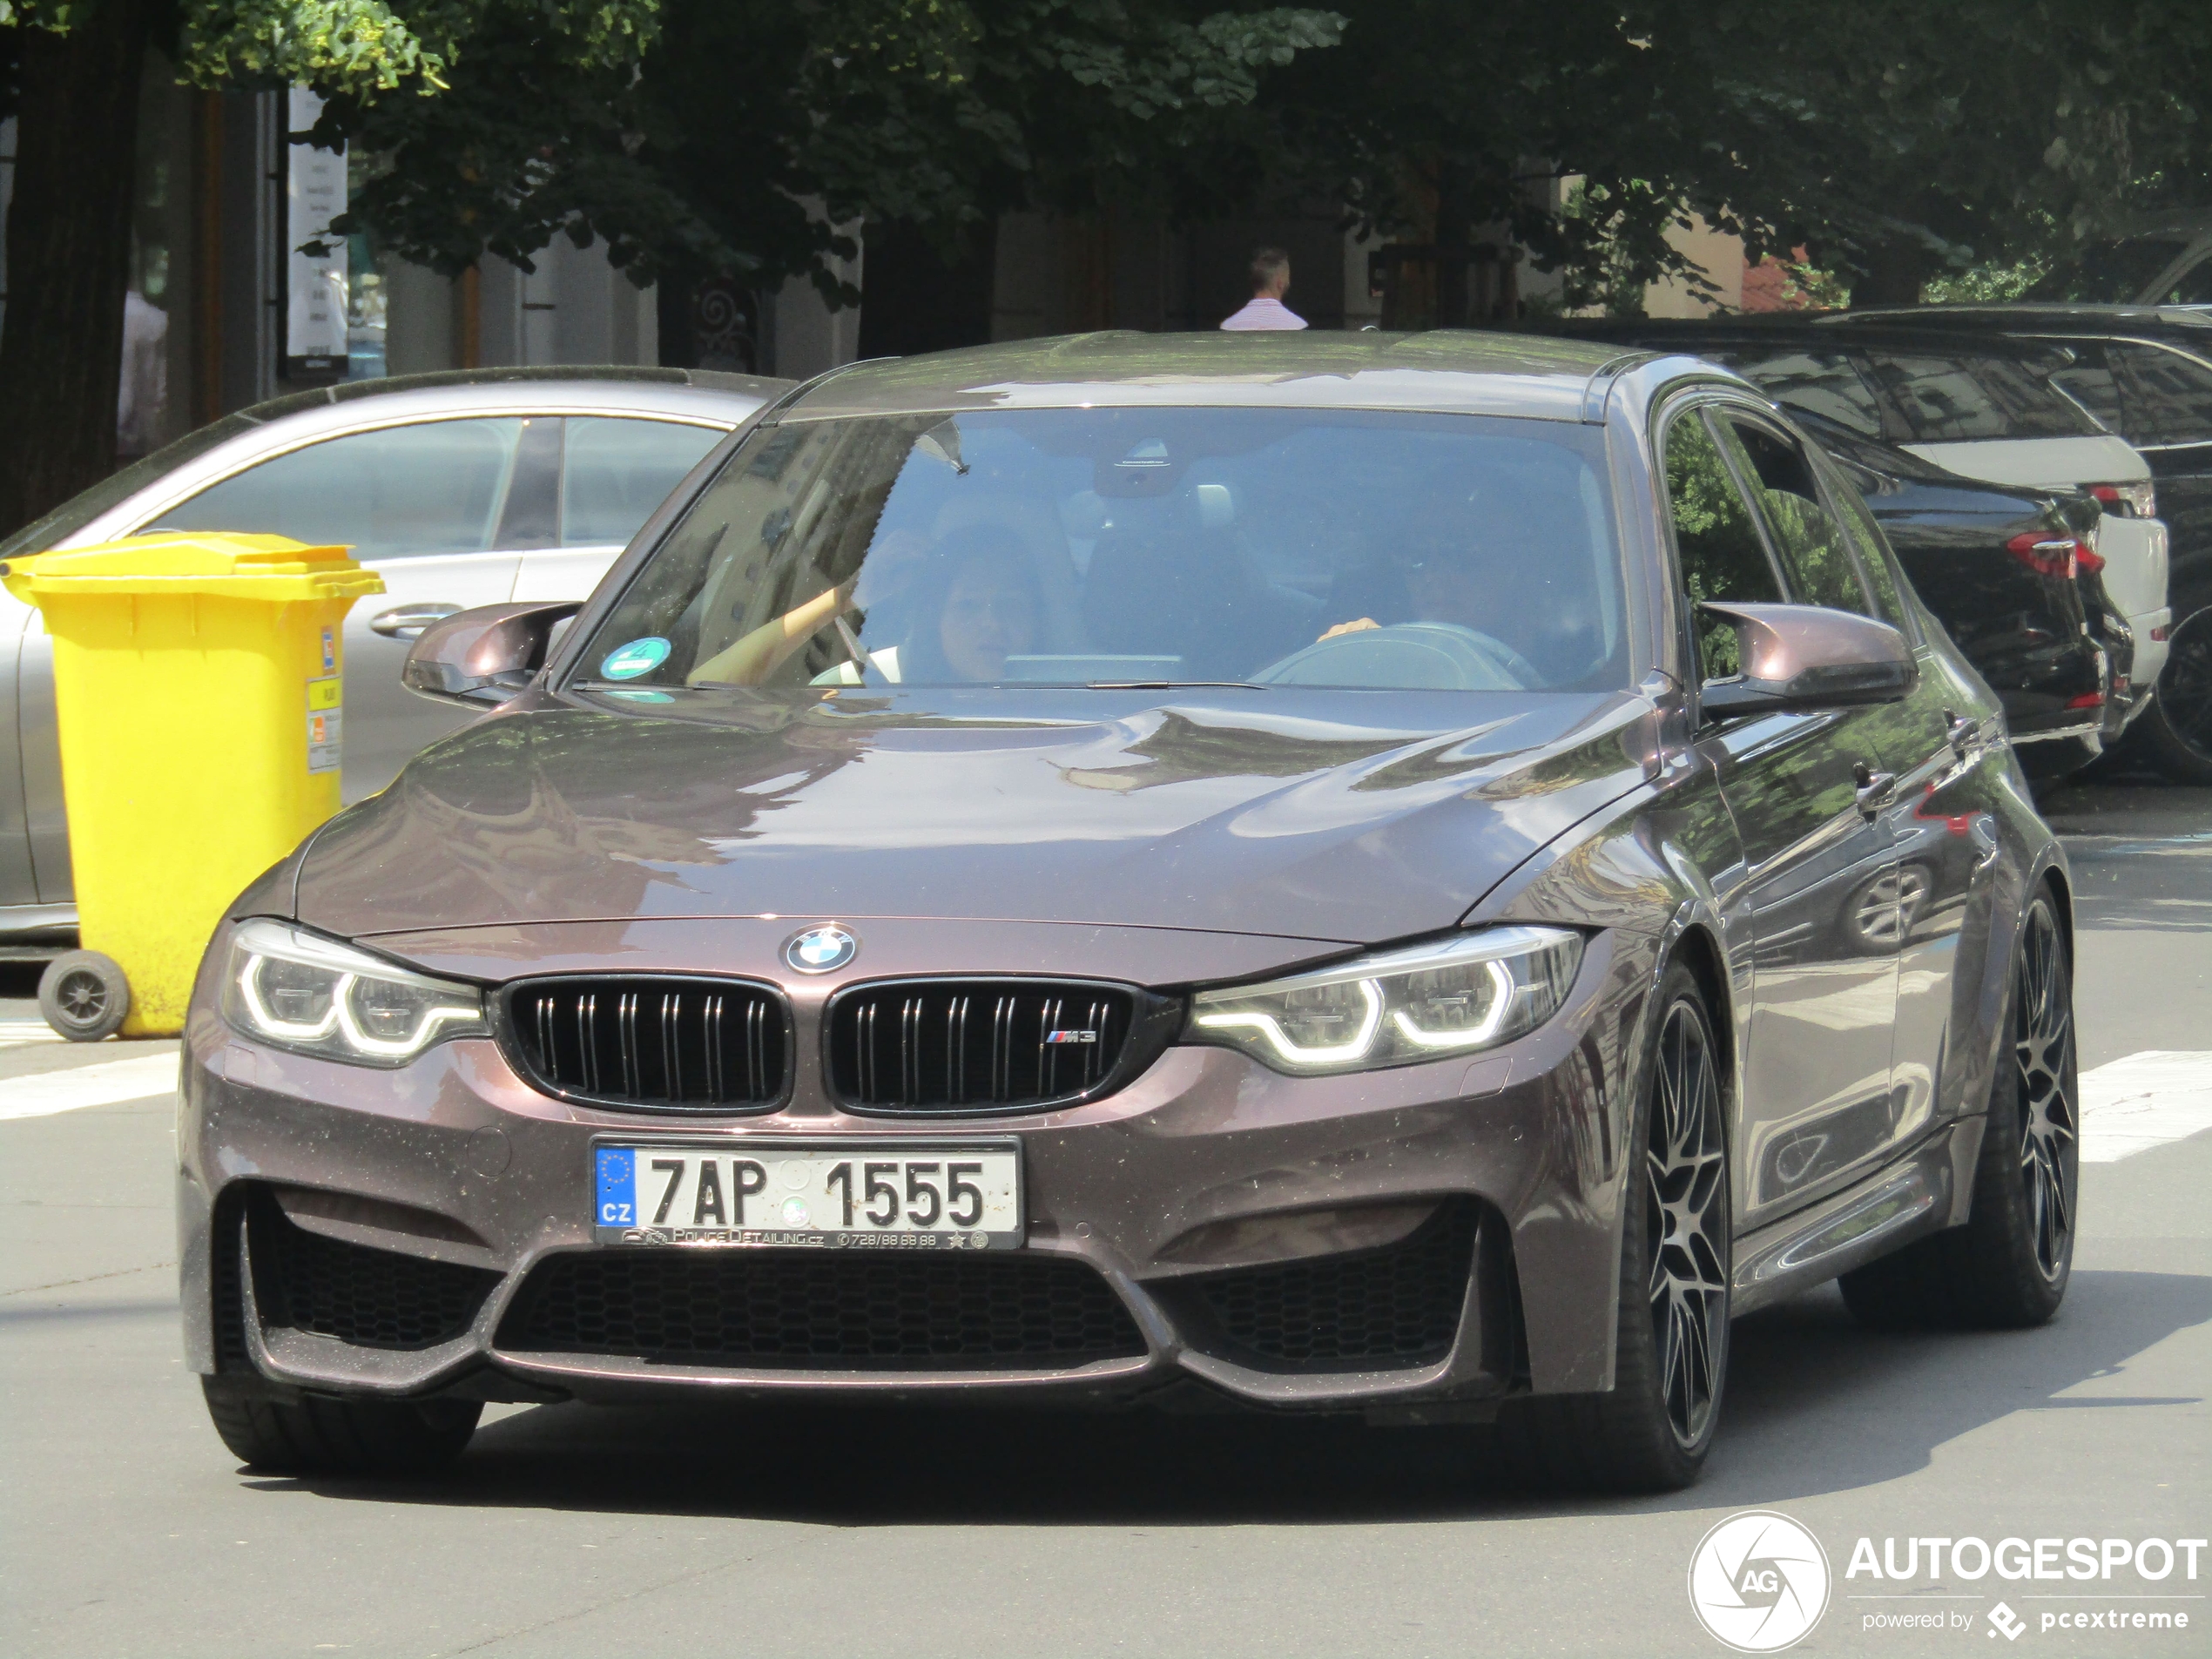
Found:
[592,1143,1022,1249]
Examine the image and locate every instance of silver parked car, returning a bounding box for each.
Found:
[0,367,787,954]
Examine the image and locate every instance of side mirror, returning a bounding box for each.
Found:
[1696,601,1916,718]
[402,602,581,707]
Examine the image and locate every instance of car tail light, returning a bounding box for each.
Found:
[2067,692,2103,709]
[2089,482,2157,518]
[2006,532,2081,579]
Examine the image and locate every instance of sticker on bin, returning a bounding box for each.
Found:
[306,676,341,772]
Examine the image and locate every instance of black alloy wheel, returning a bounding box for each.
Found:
[1840,887,2078,1328]
[2134,605,2212,785]
[1494,962,1730,1491]
[2013,896,2079,1285]
[1647,995,1731,1450]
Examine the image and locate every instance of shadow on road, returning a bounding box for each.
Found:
[242,1267,2210,1523]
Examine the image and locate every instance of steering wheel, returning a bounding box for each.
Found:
[1251,623,1543,691]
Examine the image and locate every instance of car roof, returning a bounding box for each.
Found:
[1825,303,2212,342]
[781,330,1651,423]
[231,365,792,432]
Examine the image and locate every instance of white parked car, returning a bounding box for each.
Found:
[1802,325,2172,702]
[0,367,786,953]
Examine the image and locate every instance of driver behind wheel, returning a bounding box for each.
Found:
[1320,487,1606,685]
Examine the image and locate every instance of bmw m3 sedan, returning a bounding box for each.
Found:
[179,332,2079,1492]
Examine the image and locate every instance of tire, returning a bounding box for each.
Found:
[1494,962,1730,1492]
[1839,887,2078,1329]
[37,950,130,1042]
[2130,605,2212,786]
[201,1379,482,1475]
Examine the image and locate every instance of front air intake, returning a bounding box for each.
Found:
[501,976,790,1111]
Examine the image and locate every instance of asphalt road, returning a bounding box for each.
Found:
[3,778,2207,1659]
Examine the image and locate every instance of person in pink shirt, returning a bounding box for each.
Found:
[1218,247,1308,330]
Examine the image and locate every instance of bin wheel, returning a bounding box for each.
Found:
[38,950,131,1042]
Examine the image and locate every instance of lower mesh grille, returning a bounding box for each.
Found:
[1184,1202,1475,1366]
[499,1248,1148,1369]
[250,1197,499,1350]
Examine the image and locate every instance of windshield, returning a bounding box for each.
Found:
[1856,347,2103,441]
[570,408,1628,697]
[0,410,262,561]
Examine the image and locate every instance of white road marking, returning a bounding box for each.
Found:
[0,1019,63,1048]
[0,1053,179,1121]
[2079,1051,2212,1163]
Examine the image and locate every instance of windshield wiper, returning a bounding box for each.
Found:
[1084,680,1268,691]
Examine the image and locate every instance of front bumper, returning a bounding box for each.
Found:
[179,921,1651,1414]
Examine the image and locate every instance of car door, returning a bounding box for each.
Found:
[1716,408,1973,1169]
[1660,401,1901,1230]
[509,415,732,605]
[1813,442,2009,1136]
[145,415,552,802]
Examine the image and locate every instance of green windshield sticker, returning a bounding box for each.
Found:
[601,637,671,680]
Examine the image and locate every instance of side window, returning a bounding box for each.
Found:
[562,418,729,547]
[1714,415,1875,617]
[2044,342,2128,435]
[1811,449,1916,634]
[150,417,526,559]
[2112,344,2212,447]
[1662,409,1782,680]
[1724,350,1886,438]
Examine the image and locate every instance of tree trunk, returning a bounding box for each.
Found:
[1849,237,1932,308]
[0,1,153,538]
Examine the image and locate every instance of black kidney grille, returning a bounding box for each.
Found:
[505,978,786,1109]
[248,1197,498,1351]
[1187,1203,1476,1366]
[831,981,1133,1112]
[499,1248,1147,1369]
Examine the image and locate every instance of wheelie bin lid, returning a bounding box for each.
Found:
[0,532,386,604]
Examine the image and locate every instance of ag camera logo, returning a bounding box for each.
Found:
[1689,1510,1831,1652]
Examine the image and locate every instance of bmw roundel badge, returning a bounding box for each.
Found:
[784,924,859,974]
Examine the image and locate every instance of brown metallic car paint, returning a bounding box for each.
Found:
[178,334,2068,1423]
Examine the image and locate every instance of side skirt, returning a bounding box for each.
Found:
[1730,1127,1960,1316]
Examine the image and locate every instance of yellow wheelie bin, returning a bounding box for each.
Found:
[0,533,385,1039]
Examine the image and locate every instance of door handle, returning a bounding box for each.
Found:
[1942,709,1977,757]
[1852,762,1898,817]
[368,603,463,641]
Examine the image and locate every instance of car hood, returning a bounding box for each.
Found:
[293,686,1657,948]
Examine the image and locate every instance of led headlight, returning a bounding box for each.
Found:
[221,919,489,1067]
[1186,926,1584,1076]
